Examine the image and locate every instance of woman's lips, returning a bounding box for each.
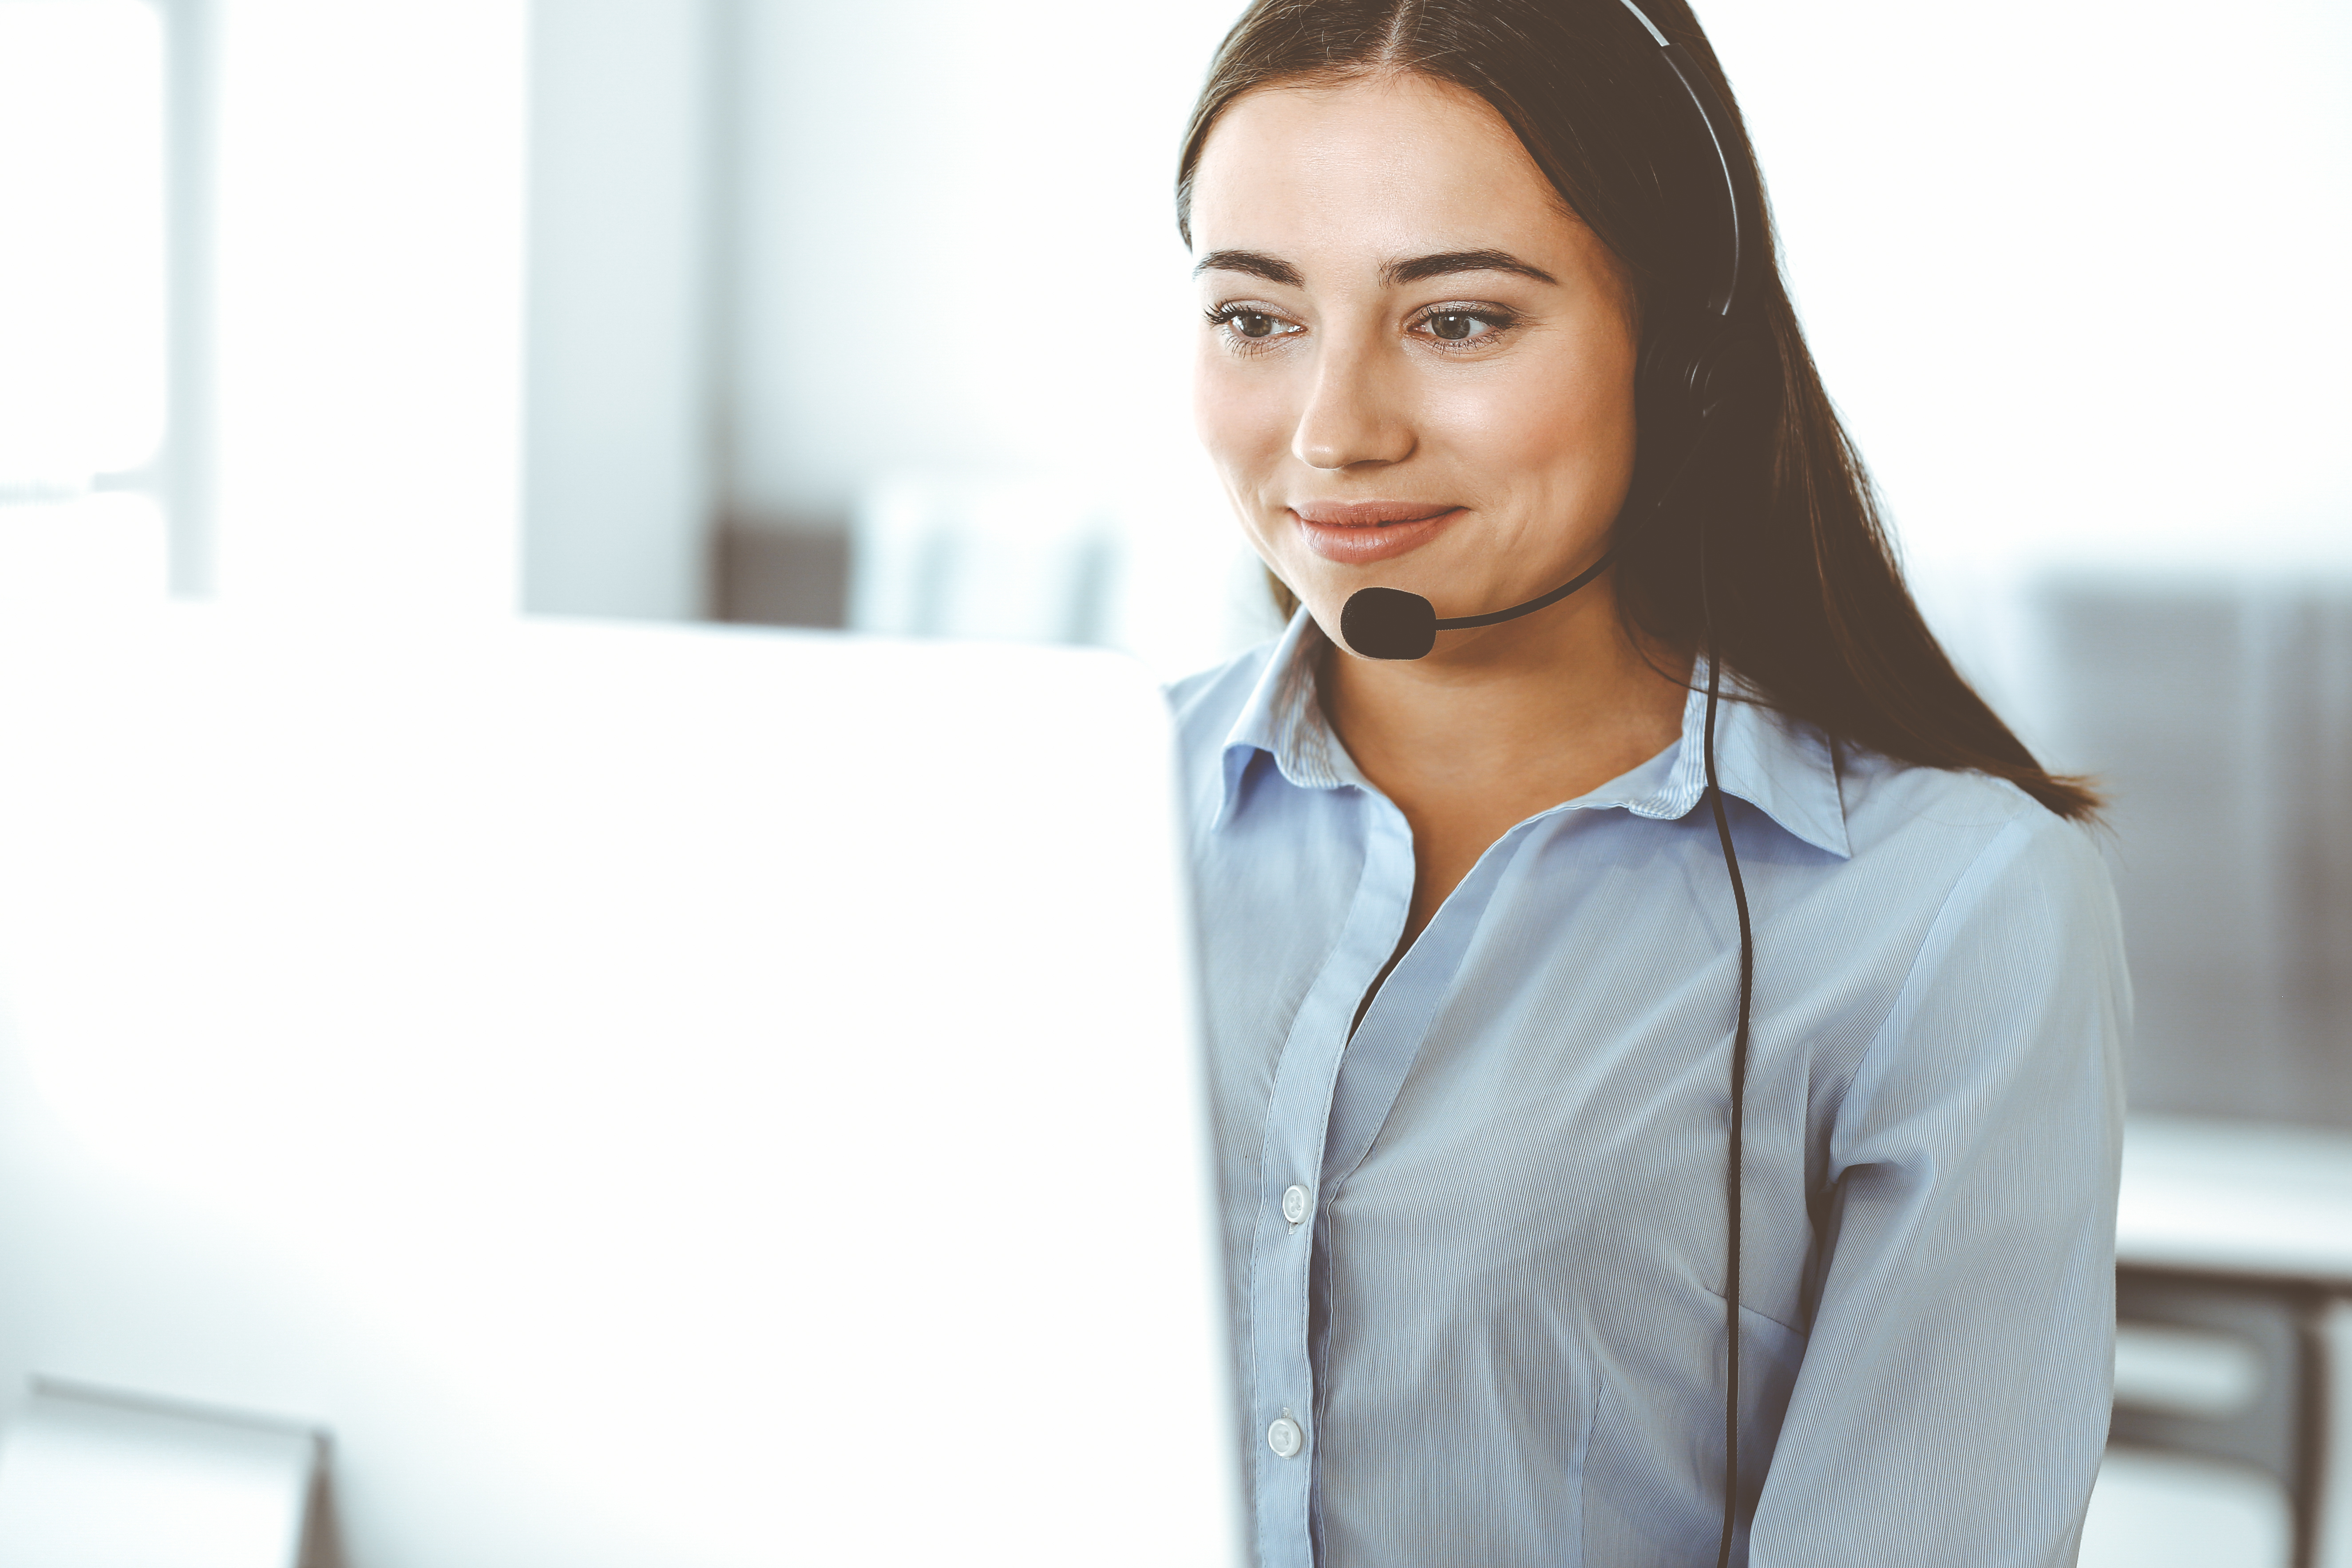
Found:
[1289,503,1465,565]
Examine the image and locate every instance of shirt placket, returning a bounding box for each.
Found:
[1246,785,1414,1568]
[1304,814,1537,1552]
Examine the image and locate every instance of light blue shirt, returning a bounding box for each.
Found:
[1168,612,2129,1568]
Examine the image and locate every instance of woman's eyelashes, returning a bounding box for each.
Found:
[1203,299,1524,354]
[1408,304,1521,347]
[1204,302,1304,352]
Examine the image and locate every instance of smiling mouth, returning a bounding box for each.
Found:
[1290,502,1460,529]
[1288,503,1464,564]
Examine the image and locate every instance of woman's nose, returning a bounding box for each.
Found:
[1291,341,1416,471]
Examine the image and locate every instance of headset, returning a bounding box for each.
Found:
[1333,6,1762,1563]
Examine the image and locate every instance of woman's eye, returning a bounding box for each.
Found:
[1425,311,1500,343]
[1217,309,1295,341]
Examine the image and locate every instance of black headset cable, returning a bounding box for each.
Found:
[1701,518,1756,1568]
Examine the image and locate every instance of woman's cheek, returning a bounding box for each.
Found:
[1195,358,1299,496]
[1450,363,1632,499]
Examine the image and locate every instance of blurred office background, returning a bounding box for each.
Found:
[1,0,2348,1562]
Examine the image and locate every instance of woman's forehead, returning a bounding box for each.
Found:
[1189,75,1588,276]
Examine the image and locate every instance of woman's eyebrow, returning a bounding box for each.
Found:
[1192,248,1557,289]
[1193,249,1305,286]
[1383,249,1558,287]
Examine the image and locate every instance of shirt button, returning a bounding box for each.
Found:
[1282,1184,1310,1225]
[1267,1415,1304,1458]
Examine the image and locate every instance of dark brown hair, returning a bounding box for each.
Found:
[1177,0,2099,820]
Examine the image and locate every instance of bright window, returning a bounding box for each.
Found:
[0,0,169,603]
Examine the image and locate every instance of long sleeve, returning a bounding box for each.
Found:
[1750,812,2131,1567]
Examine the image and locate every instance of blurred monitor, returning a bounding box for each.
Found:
[0,607,1237,1566]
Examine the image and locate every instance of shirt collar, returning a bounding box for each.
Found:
[1215,609,1852,859]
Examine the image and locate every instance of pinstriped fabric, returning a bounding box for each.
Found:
[1169,612,2128,1568]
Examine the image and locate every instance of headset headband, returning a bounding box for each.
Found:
[1612,0,1745,317]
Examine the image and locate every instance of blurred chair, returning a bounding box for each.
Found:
[2111,1273,2340,1567]
[2115,1115,2352,1568]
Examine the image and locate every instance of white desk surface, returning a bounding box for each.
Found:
[2118,1113,2352,1287]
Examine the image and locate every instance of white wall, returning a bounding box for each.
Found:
[209,0,718,623]
[523,0,716,622]
[1702,0,2352,734]
[728,0,1246,516]
[721,0,1273,675]
[1709,0,2352,576]
[210,0,528,618]
[0,1,172,613]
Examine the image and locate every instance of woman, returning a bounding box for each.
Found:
[1164,3,2129,1565]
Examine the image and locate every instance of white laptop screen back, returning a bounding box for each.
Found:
[0,609,1239,1567]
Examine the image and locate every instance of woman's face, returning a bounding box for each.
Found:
[1189,74,1641,658]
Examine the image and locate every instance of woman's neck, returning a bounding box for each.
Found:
[1317,585,1691,942]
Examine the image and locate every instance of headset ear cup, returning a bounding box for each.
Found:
[1640,314,1778,427]
[1691,325,1774,420]
[1637,315,1713,429]
[1627,316,1711,538]
[1625,315,1778,546]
